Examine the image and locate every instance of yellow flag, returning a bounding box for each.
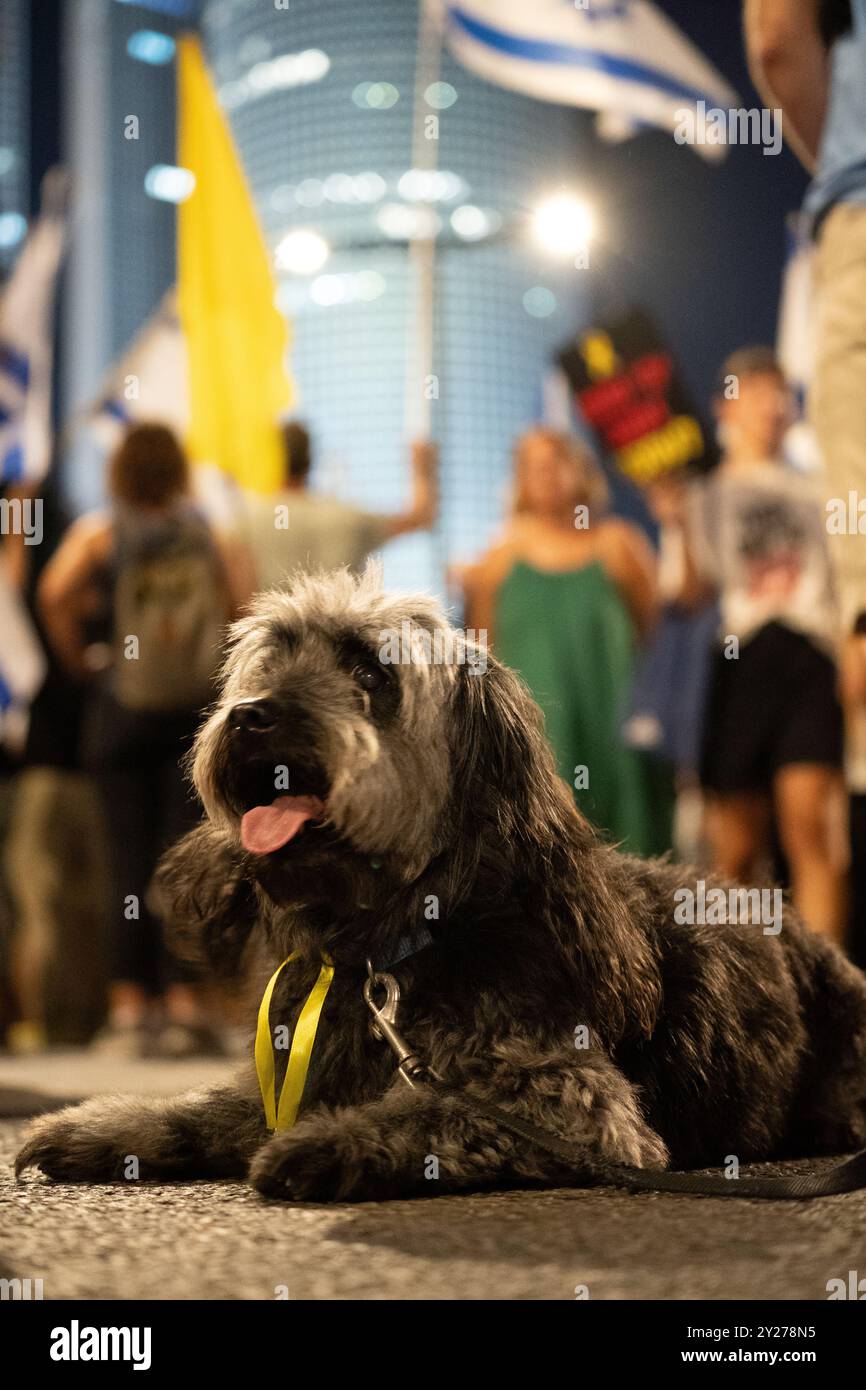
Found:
[177,34,292,494]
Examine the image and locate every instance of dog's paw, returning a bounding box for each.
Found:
[15,1102,133,1183]
[249,1118,395,1203]
[595,1108,670,1171]
[627,1125,670,1171]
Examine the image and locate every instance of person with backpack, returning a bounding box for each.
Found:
[39,423,241,1057]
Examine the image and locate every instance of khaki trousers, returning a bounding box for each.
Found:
[811,202,866,632]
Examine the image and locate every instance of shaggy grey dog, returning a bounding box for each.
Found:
[16,566,866,1200]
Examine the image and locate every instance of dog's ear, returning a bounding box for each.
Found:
[450,655,581,846]
[151,823,259,979]
[450,656,661,1044]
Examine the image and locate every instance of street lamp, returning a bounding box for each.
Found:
[531,193,595,258]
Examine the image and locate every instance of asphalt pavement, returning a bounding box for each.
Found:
[1,1053,865,1300]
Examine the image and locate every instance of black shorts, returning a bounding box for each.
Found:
[699,622,843,794]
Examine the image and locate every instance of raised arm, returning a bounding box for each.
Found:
[645,475,715,613]
[376,440,438,541]
[744,0,829,170]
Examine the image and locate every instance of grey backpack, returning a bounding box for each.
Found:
[111,512,227,712]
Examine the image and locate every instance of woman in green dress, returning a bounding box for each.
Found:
[461,428,673,857]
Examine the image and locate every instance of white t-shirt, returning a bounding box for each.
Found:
[691,462,838,653]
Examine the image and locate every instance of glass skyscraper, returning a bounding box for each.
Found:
[66,0,588,590]
[0,0,29,275]
[201,0,587,592]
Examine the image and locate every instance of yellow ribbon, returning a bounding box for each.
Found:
[255,952,335,1132]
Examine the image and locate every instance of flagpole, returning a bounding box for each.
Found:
[405,1,442,443]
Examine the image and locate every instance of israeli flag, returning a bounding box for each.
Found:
[88,289,188,447]
[87,292,241,528]
[0,174,67,484]
[433,0,738,158]
[0,568,46,751]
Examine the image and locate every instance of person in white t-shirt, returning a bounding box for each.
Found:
[669,347,846,941]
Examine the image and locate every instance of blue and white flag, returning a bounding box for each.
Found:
[89,289,188,447]
[0,175,67,485]
[432,0,738,159]
[0,567,46,751]
[88,292,242,528]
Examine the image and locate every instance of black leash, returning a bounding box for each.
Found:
[364,964,866,1200]
[430,1080,866,1200]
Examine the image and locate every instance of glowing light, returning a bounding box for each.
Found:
[532,193,595,258]
[356,270,387,300]
[323,173,356,203]
[0,212,27,249]
[286,173,386,208]
[248,49,329,94]
[523,286,557,318]
[398,169,465,203]
[309,274,347,307]
[353,81,399,110]
[144,164,195,203]
[352,173,387,203]
[377,204,440,240]
[308,271,387,308]
[126,30,175,64]
[425,81,458,110]
[220,49,329,108]
[450,205,500,241]
[294,179,325,208]
[275,229,330,275]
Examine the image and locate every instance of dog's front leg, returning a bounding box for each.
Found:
[16,1084,267,1183]
[249,1051,669,1202]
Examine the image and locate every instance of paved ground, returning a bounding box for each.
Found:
[1,1052,865,1301]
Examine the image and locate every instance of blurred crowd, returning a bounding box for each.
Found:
[3,0,866,1059]
[2,330,866,1058]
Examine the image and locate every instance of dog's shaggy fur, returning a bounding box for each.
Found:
[17,566,866,1200]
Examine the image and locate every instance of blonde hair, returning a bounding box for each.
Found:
[512,428,609,517]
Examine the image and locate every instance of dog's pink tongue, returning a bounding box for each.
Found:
[240,796,324,855]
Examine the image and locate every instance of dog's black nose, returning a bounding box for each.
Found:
[228,699,280,734]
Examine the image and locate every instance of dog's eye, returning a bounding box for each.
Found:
[353,660,386,693]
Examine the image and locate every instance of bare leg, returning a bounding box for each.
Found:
[774,763,848,942]
[704,791,771,882]
[106,980,150,1029]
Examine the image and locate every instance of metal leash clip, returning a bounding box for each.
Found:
[364,959,432,1089]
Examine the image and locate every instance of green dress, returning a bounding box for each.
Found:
[494,560,673,857]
